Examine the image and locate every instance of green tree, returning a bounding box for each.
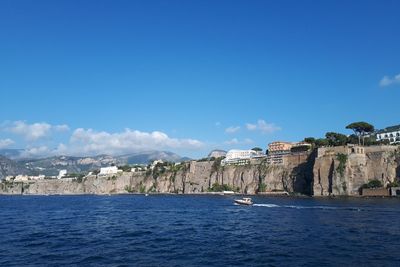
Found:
[315,138,329,147]
[325,132,348,146]
[118,165,132,172]
[346,122,375,146]
[303,137,316,145]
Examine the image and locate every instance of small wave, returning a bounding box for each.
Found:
[253,203,362,211]
[253,204,280,208]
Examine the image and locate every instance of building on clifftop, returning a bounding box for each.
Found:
[375,124,400,144]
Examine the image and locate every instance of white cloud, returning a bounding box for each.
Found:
[0,138,14,149]
[54,124,70,132]
[224,138,239,145]
[379,73,400,87]
[224,138,253,145]
[59,128,204,156]
[5,121,70,140]
[20,146,52,158]
[246,119,281,134]
[225,126,240,134]
[246,123,257,131]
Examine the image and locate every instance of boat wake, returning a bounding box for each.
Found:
[253,204,280,208]
[253,203,362,211]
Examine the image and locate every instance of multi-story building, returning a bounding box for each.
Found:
[99,166,119,176]
[268,141,294,154]
[375,125,400,144]
[267,141,311,164]
[221,149,259,166]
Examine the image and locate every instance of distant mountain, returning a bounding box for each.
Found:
[117,151,190,165]
[1,151,191,176]
[0,155,32,179]
[0,149,25,159]
[17,155,121,176]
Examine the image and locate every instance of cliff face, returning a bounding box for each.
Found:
[1,145,399,196]
[0,153,312,195]
[313,145,399,196]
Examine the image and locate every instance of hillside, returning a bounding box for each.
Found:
[0,156,32,179]
[0,150,190,177]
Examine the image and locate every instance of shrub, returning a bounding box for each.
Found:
[139,182,146,193]
[387,181,399,188]
[118,165,132,172]
[361,179,383,189]
[258,183,267,192]
[208,182,236,192]
[336,153,348,177]
[124,185,134,193]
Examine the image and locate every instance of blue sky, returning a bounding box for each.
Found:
[0,0,400,158]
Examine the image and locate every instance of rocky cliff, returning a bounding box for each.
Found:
[0,152,313,195]
[1,145,399,196]
[313,145,399,196]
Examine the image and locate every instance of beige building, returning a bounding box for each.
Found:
[267,141,311,165]
[268,141,294,153]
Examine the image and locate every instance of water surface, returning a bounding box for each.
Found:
[0,195,399,266]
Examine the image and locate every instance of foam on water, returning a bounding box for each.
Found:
[254,203,362,211]
[253,203,280,208]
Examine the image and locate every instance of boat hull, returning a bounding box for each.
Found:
[234,200,253,206]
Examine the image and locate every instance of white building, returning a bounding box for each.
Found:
[14,175,29,182]
[99,166,119,176]
[376,125,400,144]
[221,150,258,165]
[5,176,14,181]
[150,160,164,170]
[30,175,45,180]
[58,170,67,179]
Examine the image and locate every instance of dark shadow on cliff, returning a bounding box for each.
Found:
[328,159,335,195]
[292,149,317,196]
[395,152,400,179]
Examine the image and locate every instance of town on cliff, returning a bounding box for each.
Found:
[1,122,399,197]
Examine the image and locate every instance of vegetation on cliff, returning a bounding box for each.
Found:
[336,153,348,177]
[208,182,238,192]
[304,121,388,148]
[360,179,383,189]
[346,122,375,146]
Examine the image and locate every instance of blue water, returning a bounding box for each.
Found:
[0,195,399,266]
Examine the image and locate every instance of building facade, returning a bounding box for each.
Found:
[267,141,311,165]
[375,125,400,144]
[221,149,259,165]
[99,166,119,176]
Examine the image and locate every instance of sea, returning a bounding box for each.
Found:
[0,195,399,266]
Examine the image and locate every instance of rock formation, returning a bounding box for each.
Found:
[1,145,399,196]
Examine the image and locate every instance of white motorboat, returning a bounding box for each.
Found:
[234,197,253,206]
